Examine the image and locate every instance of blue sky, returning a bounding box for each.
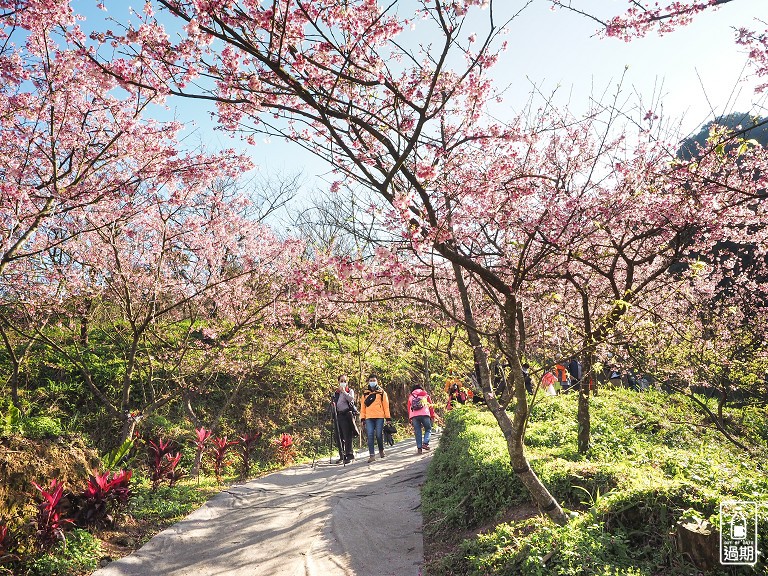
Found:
[511,1,767,128]
[79,1,768,201]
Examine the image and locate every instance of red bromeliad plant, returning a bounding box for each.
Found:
[274,433,297,467]
[84,470,133,504]
[71,469,133,528]
[191,427,213,482]
[164,453,185,487]
[147,437,184,491]
[238,431,263,480]
[31,479,71,549]
[0,520,14,562]
[209,437,238,483]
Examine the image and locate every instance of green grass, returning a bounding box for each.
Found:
[126,473,240,546]
[423,390,768,575]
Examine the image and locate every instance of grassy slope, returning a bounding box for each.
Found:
[423,389,768,575]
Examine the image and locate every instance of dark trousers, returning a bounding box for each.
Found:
[334,411,355,457]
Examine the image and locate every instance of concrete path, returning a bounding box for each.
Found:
[92,435,435,576]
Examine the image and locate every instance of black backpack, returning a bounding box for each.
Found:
[410,393,424,411]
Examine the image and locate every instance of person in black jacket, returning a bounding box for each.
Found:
[522,363,533,394]
[330,375,357,464]
[567,357,582,392]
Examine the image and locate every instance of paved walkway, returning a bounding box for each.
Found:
[92,435,435,576]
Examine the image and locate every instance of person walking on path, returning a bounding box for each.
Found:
[407,383,434,455]
[331,375,357,464]
[360,374,391,463]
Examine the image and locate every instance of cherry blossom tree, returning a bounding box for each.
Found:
[173,212,317,444]
[0,0,251,416]
[2,157,259,440]
[595,243,768,458]
[0,1,190,283]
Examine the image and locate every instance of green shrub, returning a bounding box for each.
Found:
[129,475,221,524]
[21,417,63,439]
[25,529,102,576]
[1,404,22,436]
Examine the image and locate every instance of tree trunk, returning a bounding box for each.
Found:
[192,448,205,480]
[453,264,568,525]
[577,352,592,454]
[0,323,21,409]
[120,333,142,411]
[575,287,594,455]
[79,297,92,345]
[675,519,720,570]
[9,370,20,409]
[119,412,142,444]
[717,384,727,426]
[183,390,207,478]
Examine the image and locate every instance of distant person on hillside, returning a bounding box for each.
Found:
[491,356,508,396]
[522,362,533,394]
[609,367,622,388]
[626,370,640,392]
[554,362,569,393]
[446,381,469,410]
[407,383,435,455]
[541,369,557,396]
[360,374,391,463]
[330,375,357,464]
[444,370,462,393]
[567,357,582,392]
[446,370,473,409]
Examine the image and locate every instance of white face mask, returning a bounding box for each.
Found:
[368,381,377,389]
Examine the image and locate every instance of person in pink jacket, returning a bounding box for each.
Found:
[407,383,435,455]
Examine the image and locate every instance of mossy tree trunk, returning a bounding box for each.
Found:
[0,321,22,409]
[577,352,592,454]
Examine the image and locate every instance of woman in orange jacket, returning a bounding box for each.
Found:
[359,374,391,463]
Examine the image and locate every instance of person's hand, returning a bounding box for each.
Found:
[360,418,365,423]
[385,419,391,424]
